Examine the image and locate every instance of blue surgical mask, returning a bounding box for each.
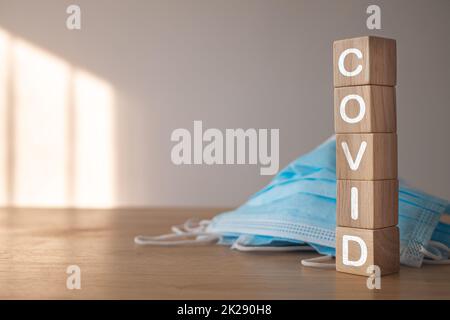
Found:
[205,136,449,267]
[432,212,450,249]
[135,136,450,267]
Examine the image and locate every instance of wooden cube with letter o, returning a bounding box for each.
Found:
[334,85,396,134]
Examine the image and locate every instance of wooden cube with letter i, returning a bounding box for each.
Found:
[333,36,399,276]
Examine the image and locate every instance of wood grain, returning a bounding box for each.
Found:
[334,85,396,133]
[336,226,400,276]
[333,36,396,87]
[0,208,448,299]
[336,133,398,180]
[337,179,398,229]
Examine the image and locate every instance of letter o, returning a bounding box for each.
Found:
[340,94,366,124]
[338,48,363,77]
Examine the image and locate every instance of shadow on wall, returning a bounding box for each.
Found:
[0,27,117,208]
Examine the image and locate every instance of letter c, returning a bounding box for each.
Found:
[338,48,363,77]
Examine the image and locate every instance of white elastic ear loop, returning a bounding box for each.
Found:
[301,255,335,269]
[231,242,315,252]
[134,219,220,246]
[134,232,220,246]
[420,241,450,265]
[171,218,211,234]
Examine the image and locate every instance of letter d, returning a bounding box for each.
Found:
[342,235,368,267]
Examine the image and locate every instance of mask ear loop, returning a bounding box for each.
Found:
[301,241,450,268]
[301,255,335,269]
[231,242,315,252]
[171,218,211,234]
[420,241,450,265]
[134,219,220,246]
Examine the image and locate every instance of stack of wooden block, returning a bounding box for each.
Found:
[333,36,400,276]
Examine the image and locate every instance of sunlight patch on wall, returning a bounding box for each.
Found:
[0,29,10,206]
[0,27,116,208]
[12,39,71,206]
[73,70,116,208]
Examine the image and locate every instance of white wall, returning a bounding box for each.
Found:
[0,0,449,207]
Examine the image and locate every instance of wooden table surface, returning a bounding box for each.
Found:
[0,207,448,300]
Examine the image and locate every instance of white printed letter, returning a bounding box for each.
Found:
[351,186,359,220]
[171,129,192,165]
[338,48,363,77]
[259,129,279,176]
[193,120,203,164]
[366,265,381,289]
[366,5,381,30]
[340,94,366,124]
[203,128,224,165]
[66,5,81,30]
[66,265,81,290]
[341,141,367,171]
[343,235,368,267]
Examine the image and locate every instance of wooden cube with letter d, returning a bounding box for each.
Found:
[336,226,400,276]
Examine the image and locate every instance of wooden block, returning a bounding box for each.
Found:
[334,85,396,133]
[336,226,399,276]
[337,179,398,229]
[336,133,397,180]
[333,36,396,87]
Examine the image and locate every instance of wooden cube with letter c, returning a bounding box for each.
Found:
[336,226,400,276]
[333,36,396,87]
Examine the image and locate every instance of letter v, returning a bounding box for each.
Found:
[341,141,367,171]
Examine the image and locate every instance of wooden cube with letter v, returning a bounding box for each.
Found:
[336,226,400,276]
[336,133,397,180]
